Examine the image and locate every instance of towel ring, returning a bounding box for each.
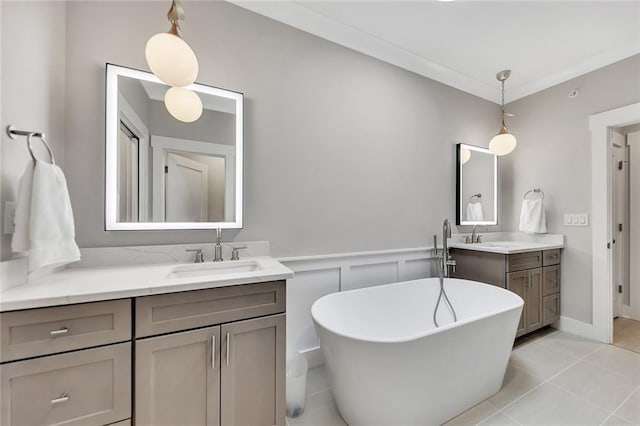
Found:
[523,188,544,200]
[469,193,482,202]
[6,125,55,165]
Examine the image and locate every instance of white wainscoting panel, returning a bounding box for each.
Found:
[280,246,437,366]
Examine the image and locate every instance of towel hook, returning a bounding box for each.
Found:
[523,188,544,200]
[6,125,55,165]
[469,193,482,202]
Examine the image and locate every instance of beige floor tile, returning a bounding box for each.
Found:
[550,360,638,412]
[479,412,521,425]
[443,401,499,426]
[601,414,635,425]
[510,341,578,381]
[583,345,640,385]
[306,366,330,396]
[536,331,603,359]
[502,383,609,426]
[287,389,346,426]
[613,387,640,424]
[489,363,545,409]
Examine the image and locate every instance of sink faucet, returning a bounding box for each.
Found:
[186,248,204,263]
[470,224,488,244]
[214,228,223,262]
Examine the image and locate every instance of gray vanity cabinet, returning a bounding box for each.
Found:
[135,326,221,426]
[135,281,287,426]
[451,248,560,338]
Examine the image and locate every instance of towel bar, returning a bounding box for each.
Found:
[6,125,55,164]
[523,188,544,200]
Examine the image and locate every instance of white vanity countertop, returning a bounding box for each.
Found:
[448,232,564,254]
[0,256,293,312]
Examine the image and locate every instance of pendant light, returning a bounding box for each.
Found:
[489,70,517,156]
[145,1,199,87]
[164,87,203,123]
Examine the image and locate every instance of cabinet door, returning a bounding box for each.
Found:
[542,265,561,296]
[507,271,528,337]
[543,294,561,326]
[221,314,286,426]
[526,268,544,333]
[136,326,221,426]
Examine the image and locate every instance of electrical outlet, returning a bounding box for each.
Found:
[4,201,17,234]
[564,213,589,227]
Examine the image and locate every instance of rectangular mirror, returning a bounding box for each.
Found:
[105,64,243,230]
[456,143,497,226]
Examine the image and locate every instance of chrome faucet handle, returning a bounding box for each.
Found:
[186,249,204,263]
[230,246,247,261]
[476,235,483,243]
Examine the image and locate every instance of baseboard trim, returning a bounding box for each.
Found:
[554,316,597,341]
[300,346,324,369]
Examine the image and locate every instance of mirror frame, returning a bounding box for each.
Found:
[105,63,244,230]
[455,143,498,226]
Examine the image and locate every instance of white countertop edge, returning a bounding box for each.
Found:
[449,242,564,254]
[0,257,293,312]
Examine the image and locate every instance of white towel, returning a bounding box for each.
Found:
[466,202,483,222]
[12,160,80,272]
[519,197,547,234]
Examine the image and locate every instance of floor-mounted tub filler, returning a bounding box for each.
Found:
[312,278,524,426]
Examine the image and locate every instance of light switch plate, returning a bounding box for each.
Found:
[3,201,17,234]
[564,213,589,227]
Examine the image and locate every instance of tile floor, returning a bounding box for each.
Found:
[614,318,640,354]
[287,329,640,426]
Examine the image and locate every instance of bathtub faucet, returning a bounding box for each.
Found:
[441,219,456,277]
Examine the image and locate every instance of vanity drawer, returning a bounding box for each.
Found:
[543,249,561,266]
[543,265,561,296]
[506,251,542,272]
[543,294,561,326]
[0,342,131,426]
[136,280,286,337]
[0,299,131,362]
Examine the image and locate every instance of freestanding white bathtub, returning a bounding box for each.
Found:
[311,277,523,426]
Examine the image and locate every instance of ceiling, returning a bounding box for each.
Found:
[229,1,640,104]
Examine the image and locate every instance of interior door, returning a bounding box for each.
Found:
[165,153,209,222]
[117,123,139,222]
[612,134,626,317]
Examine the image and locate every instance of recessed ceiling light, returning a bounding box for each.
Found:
[568,88,580,98]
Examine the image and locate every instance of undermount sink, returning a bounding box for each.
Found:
[168,259,264,279]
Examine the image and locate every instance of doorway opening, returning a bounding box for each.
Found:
[589,102,640,345]
[611,124,640,353]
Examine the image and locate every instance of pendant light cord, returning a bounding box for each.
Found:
[501,79,506,126]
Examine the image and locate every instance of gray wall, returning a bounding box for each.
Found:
[1,1,67,259]
[501,55,640,324]
[59,1,498,256]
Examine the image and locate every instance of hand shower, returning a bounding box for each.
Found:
[432,233,458,327]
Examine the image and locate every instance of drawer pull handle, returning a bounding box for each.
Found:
[50,327,69,336]
[211,335,216,370]
[226,332,230,366]
[51,393,69,405]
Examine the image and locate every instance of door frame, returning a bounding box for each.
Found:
[589,102,640,343]
[151,136,235,222]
